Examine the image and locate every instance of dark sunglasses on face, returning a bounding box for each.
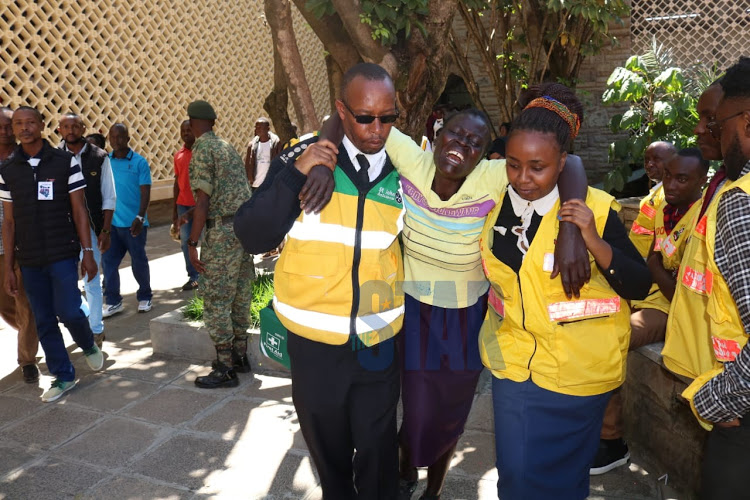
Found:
[707,110,749,140]
[341,100,399,124]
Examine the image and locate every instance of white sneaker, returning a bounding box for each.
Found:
[102,302,123,318]
[138,299,152,313]
[41,379,77,402]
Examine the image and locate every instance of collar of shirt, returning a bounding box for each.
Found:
[650,181,663,193]
[64,141,88,162]
[740,159,750,179]
[109,148,134,161]
[508,185,560,218]
[341,135,386,182]
[663,199,697,233]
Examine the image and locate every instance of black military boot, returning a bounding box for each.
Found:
[196,345,239,389]
[211,350,252,374]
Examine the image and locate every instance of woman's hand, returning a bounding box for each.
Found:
[558,200,598,246]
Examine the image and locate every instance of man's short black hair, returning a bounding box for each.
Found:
[677,147,710,174]
[720,57,750,100]
[340,63,393,101]
[14,106,43,123]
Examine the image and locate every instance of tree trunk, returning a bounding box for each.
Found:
[394,0,460,140]
[264,0,320,134]
[291,0,361,73]
[263,45,295,146]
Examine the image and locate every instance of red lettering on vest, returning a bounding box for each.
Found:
[712,336,743,362]
[681,265,713,295]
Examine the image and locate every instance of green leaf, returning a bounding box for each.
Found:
[602,88,617,104]
[625,55,647,74]
[654,67,684,93]
[609,113,623,133]
[630,136,647,159]
[654,100,676,125]
[620,73,646,101]
[613,138,629,159]
[619,109,643,130]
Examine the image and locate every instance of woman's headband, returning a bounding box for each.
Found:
[524,96,581,141]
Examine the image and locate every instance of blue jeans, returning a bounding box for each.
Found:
[21,258,94,382]
[177,204,200,282]
[102,226,152,304]
[80,228,103,334]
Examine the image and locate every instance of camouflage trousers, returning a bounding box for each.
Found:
[199,224,255,346]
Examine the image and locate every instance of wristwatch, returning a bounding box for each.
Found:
[187,238,199,247]
[135,215,144,222]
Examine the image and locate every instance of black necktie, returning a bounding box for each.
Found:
[356,154,370,185]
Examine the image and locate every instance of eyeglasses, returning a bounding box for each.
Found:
[707,110,749,140]
[341,100,399,125]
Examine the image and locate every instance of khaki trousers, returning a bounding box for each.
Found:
[600,308,668,440]
[0,255,39,366]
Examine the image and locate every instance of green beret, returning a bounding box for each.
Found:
[187,100,217,120]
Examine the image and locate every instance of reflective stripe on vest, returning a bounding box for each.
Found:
[630,221,653,235]
[680,265,713,295]
[547,297,621,322]
[273,296,405,335]
[287,211,403,250]
[640,203,656,219]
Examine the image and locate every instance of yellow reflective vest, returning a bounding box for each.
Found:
[681,174,750,429]
[478,187,631,397]
[662,181,732,379]
[273,165,405,346]
[630,184,669,313]
[633,198,702,313]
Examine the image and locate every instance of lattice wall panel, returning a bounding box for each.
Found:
[0,0,329,189]
[631,0,750,70]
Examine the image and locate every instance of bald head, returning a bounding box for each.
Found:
[644,141,676,182]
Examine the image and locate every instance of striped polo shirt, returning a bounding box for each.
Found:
[385,127,507,308]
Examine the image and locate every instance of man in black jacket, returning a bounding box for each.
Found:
[58,113,116,347]
[0,107,104,403]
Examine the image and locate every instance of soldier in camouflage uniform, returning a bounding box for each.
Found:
[185,100,255,389]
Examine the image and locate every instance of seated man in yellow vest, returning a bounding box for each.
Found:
[593,148,707,474]
[682,56,750,500]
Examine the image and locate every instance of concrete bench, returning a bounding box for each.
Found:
[623,342,706,496]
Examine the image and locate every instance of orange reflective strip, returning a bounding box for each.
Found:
[641,203,657,219]
[695,215,707,236]
[547,297,621,322]
[630,221,654,235]
[712,336,742,362]
[681,265,713,295]
[488,287,505,317]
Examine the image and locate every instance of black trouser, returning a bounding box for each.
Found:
[701,417,750,500]
[287,331,400,500]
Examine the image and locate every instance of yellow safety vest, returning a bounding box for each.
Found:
[274,166,405,346]
[633,199,702,313]
[682,174,750,429]
[478,187,631,397]
[662,182,732,379]
[629,185,668,313]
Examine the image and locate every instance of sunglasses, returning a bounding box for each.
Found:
[707,110,749,140]
[341,100,399,125]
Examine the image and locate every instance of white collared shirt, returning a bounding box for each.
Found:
[64,142,117,210]
[508,185,560,218]
[341,135,386,182]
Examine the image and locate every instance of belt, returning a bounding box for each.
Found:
[206,215,234,229]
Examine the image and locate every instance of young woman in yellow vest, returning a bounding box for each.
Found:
[381,107,588,500]
[478,83,652,499]
[593,148,708,475]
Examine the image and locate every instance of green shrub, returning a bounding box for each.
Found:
[182,273,275,329]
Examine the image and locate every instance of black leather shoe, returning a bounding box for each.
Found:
[195,365,239,389]
[212,353,252,374]
[398,479,418,500]
[22,364,39,384]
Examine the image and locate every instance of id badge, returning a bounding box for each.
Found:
[38,181,53,200]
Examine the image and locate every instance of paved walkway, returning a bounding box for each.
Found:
[0,225,680,499]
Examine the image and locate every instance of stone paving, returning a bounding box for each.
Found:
[0,225,681,499]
